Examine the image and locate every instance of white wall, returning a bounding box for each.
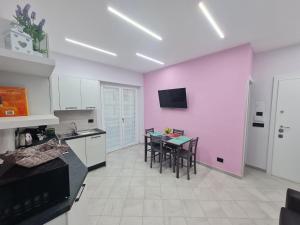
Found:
[246,44,300,170]
[0,71,51,152]
[51,52,145,143]
[52,110,98,134]
[51,52,143,86]
[0,72,51,115]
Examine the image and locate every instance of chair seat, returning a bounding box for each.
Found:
[280,207,300,225]
[151,144,171,154]
[178,149,193,158]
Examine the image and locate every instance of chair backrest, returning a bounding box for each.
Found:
[150,135,162,149]
[145,128,154,134]
[173,129,184,136]
[188,137,199,154]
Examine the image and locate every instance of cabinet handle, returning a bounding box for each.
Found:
[91,135,101,139]
[86,106,96,109]
[65,107,77,110]
[75,184,86,202]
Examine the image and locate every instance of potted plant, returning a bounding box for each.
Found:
[13,4,48,57]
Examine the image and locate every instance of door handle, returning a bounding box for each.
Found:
[91,135,101,139]
[75,184,86,202]
[65,107,77,110]
[280,125,290,129]
[86,106,96,109]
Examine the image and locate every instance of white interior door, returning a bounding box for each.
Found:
[102,86,122,152]
[102,85,137,152]
[122,88,137,147]
[272,78,300,182]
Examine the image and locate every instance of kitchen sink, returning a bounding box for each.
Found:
[76,129,99,136]
[57,129,101,140]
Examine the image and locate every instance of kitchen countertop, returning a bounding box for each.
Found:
[58,128,106,141]
[15,142,88,225]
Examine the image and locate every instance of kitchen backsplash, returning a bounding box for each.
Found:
[51,110,98,134]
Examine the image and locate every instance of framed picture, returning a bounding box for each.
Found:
[0,86,29,117]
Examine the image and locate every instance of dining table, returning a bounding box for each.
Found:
[144,131,192,178]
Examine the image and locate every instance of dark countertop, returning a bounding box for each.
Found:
[59,128,106,141]
[15,143,88,225]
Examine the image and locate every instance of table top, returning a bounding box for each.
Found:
[145,131,191,146]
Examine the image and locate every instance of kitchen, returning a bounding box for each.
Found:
[0,3,143,225]
[2,1,300,225]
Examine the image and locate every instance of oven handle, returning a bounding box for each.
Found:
[75,183,86,202]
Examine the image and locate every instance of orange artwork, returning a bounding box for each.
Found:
[0,86,29,117]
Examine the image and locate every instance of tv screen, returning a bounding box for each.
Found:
[158,88,187,108]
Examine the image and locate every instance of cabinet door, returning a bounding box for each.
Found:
[49,74,60,111]
[67,182,89,225]
[86,134,106,167]
[44,213,67,225]
[66,138,87,166]
[81,79,99,110]
[59,77,82,110]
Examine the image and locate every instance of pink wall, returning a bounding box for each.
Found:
[144,44,253,177]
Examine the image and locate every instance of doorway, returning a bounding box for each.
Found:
[101,84,138,152]
[269,76,300,183]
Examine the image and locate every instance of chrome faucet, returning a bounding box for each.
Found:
[71,122,78,135]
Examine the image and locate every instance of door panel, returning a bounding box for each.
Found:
[67,181,89,225]
[81,79,99,109]
[102,86,122,152]
[272,78,300,182]
[59,77,81,110]
[102,85,137,152]
[66,138,87,165]
[122,88,136,146]
[86,134,106,167]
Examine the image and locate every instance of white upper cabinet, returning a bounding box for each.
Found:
[59,77,82,110]
[81,79,99,110]
[50,75,100,111]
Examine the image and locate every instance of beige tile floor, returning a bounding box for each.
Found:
[86,144,300,225]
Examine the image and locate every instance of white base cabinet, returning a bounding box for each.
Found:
[86,135,106,167]
[67,183,89,225]
[66,134,106,167]
[44,181,88,225]
[65,138,86,166]
[44,214,67,225]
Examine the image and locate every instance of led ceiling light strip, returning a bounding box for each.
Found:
[108,6,163,41]
[65,38,117,56]
[136,53,164,65]
[199,2,225,39]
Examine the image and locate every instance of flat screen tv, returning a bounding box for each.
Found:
[158,88,187,108]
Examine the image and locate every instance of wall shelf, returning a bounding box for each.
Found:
[0,48,55,77]
[0,115,59,129]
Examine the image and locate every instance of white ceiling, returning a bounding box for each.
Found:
[1,0,300,73]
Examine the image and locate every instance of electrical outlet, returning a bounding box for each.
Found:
[217,157,224,163]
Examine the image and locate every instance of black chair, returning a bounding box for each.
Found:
[150,135,171,173]
[145,128,154,148]
[164,129,185,169]
[177,137,199,180]
[280,188,300,225]
[145,128,155,161]
[173,129,184,136]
